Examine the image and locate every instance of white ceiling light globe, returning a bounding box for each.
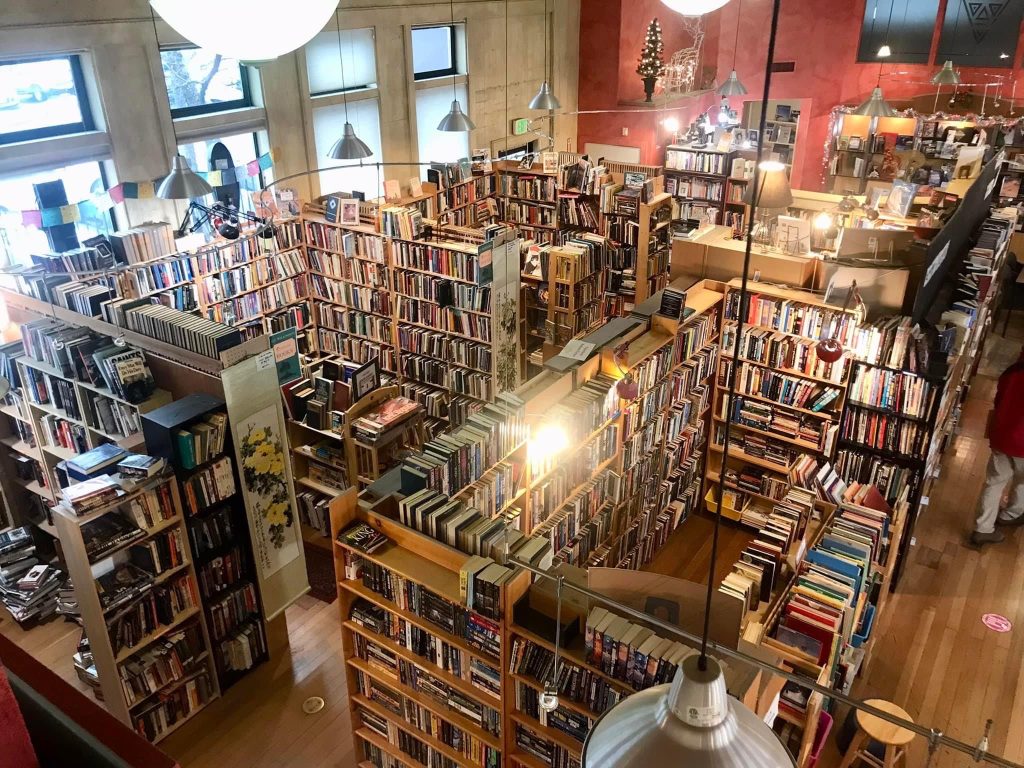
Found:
[150,0,338,63]
[660,0,731,15]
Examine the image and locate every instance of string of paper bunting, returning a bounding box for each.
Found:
[2,151,276,230]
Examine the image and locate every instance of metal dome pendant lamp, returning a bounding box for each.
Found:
[529,0,561,110]
[438,0,476,131]
[717,0,748,97]
[328,9,373,160]
[583,1,796,765]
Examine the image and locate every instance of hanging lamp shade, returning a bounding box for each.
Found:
[150,0,337,63]
[660,0,730,14]
[718,70,748,96]
[932,60,961,85]
[438,99,476,131]
[853,87,897,117]
[583,657,795,768]
[329,122,373,160]
[157,155,213,199]
[529,80,562,110]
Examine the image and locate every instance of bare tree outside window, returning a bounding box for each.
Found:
[160,49,249,115]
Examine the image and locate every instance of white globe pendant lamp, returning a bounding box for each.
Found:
[660,0,731,15]
[150,0,338,63]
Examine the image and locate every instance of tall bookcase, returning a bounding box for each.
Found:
[435,171,498,228]
[54,473,219,742]
[544,245,607,348]
[331,489,531,768]
[142,394,269,693]
[495,162,559,245]
[304,214,396,373]
[708,279,860,526]
[664,146,735,225]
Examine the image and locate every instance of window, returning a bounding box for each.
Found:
[177,130,269,212]
[498,140,540,161]
[412,25,458,80]
[313,99,384,199]
[305,27,377,95]
[416,83,470,164]
[0,55,95,145]
[160,48,252,118]
[0,160,115,264]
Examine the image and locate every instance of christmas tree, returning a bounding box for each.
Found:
[637,18,666,79]
[636,19,665,101]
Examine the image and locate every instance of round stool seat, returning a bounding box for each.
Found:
[856,699,915,747]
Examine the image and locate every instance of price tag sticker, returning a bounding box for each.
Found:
[256,350,275,371]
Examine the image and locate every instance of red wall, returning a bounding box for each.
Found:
[577,0,1024,190]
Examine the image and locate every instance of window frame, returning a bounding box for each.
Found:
[411,24,459,81]
[0,54,96,146]
[161,46,254,120]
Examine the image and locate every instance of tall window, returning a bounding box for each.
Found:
[0,55,95,144]
[160,48,252,118]
[416,83,470,164]
[306,26,384,199]
[177,130,269,213]
[0,160,115,264]
[412,25,458,80]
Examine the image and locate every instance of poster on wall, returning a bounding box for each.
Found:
[235,404,301,579]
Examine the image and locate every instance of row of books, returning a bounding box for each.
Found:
[380,206,426,241]
[496,200,556,227]
[515,722,580,768]
[725,292,859,348]
[498,172,557,202]
[835,449,918,507]
[203,275,307,325]
[721,396,830,449]
[398,392,525,497]
[665,147,728,174]
[840,410,925,457]
[304,220,387,262]
[720,359,842,414]
[108,572,200,656]
[85,394,145,440]
[308,247,390,289]
[195,544,248,599]
[196,248,306,305]
[318,305,393,347]
[119,622,208,709]
[847,363,934,418]
[217,617,267,674]
[181,457,237,516]
[311,272,392,316]
[395,272,491,313]
[113,302,241,360]
[318,330,397,372]
[208,582,260,641]
[174,411,228,469]
[849,315,931,373]
[396,298,492,341]
[392,241,480,284]
[722,321,847,384]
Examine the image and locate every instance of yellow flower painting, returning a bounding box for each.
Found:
[239,422,292,548]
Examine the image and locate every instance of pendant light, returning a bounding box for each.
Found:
[150,0,337,63]
[854,62,897,117]
[328,9,373,160]
[529,0,561,110]
[660,0,731,15]
[932,60,961,85]
[585,8,794,765]
[718,0,748,96]
[438,0,476,131]
[150,12,213,201]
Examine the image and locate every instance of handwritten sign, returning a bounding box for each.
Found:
[561,339,596,361]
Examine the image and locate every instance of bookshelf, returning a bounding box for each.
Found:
[664,146,736,226]
[15,321,173,506]
[331,488,531,768]
[495,162,559,246]
[53,472,219,741]
[142,394,269,693]
[344,386,426,491]
[435,171,498,229]
[544,244,607,348]
[707,279,860,526]
[742,99,802,175]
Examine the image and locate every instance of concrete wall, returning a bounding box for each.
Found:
[0,0,579,223]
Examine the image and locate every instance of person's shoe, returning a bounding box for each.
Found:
[970,530,1006,547]
[996,514,1024,527]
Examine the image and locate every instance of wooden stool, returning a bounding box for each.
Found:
[838,699,915,768]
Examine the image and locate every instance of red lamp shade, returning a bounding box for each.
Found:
[816,337,844,364]
[617,375,639,400]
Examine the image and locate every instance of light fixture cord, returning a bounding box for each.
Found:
[548,574,564,692]
[700,0,783,672]
[450,0,458,102]
[882,0,895,47]
[336,9,351,122]
[731,0,742,70]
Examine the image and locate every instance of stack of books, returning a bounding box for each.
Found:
[350,396,423,445]
[61,475,125,515]
[0,527,64,625]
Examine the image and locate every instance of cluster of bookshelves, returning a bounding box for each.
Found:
[663,146,753,230]
[707,280,859,526]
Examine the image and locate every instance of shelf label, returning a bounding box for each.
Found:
[256,349,275,372]
[562,339,596,361]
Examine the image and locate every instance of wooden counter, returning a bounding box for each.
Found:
[669,225,818,288]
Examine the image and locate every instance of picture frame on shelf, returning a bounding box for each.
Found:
[518,153,536,170]
[339,200,360,226]
[777,126,794,144]
[838,136,850,151]
[848,136,863,151]
[351,358,381,402]
[748,129,760,146]
[871,134,887,154]
[775,104,792,122]
[884,180,918,218]
[542,151,558,174]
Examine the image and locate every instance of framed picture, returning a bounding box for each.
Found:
[624,171,647,189]
[838,136,850,151]
[351,358,381,402]
[848,136,863,151]
[542,151,558,174]
[747,129,760,145]
[871,134,887,154]
[775,104,792,122]
[340,199,360,226]
[517,153,536,170]
[777,126,794,144]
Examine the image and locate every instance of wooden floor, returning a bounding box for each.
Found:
[3,319,1024,767]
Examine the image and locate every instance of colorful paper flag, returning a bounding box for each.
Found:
[207,170,223,187]
[121,182,138,200]
[41,208,63,227]
[138,181,155,199]
[109,184,126,204]
[247,160,260,177]
[21,210,41,227]
[258,153,273,171]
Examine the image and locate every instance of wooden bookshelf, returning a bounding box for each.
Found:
[343,385,425,490]
[53,473,220,741]
[543,244,607,348]
[707,278,861,525]
[141,394,269,693]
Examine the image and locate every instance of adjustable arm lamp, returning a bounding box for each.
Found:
[176,201,276,241]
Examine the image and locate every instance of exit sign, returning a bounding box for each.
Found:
[511,118,530,135]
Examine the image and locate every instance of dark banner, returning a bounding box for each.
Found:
[857,0,941,63]
[935,0,1023,67]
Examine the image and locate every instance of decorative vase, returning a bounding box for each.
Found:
[643,76,657,102]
